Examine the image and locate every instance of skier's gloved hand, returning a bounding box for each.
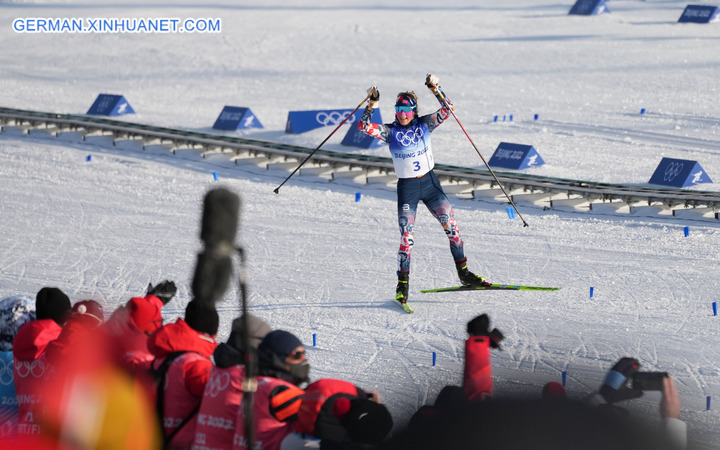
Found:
[147,280,177,305]
[367,86,380,108]
[599,357,643,404]
[425,73,440,93]
[466,314,504,350]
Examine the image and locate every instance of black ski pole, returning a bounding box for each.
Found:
[436,86,529,227]
[237,246,257,450]
[273,94,370,194]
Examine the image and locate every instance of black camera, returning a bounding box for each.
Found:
[631,371,668,391]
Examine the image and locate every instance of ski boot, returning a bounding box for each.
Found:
[394,272,414,314]
[456,260,490,288]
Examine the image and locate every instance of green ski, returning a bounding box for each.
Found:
[421,284,561,293]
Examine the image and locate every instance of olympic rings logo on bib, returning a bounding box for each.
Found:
[14,359,47,379]
[395,127,424,146]
[316,111,353,126]
[206,371,231,398]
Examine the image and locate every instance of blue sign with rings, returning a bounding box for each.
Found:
[648,157,713,188]
[285,109,361,134]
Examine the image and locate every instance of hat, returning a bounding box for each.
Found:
[542,382,567,401]
[0,295,36,351]
[395,93,417,109]
[340,398,394,444]
[259,330,303,360]
[36,287,71,325]
[185,300,219,336]
[127,296,164,334]
[228,314,272,351]
[72,300,104,326]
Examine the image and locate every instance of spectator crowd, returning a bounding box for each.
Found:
[0,285,687,449]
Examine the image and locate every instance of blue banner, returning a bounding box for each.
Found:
[569,0,609,15]
[285,109,361,134]
[648,157,713,188]
[489,142,545,170]
[212,106,263,130]
[678,5,720,23]
[86,94,135,116]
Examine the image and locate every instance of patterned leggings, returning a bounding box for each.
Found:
[396,170,465,273]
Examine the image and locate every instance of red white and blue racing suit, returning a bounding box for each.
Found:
[358,92,466,274]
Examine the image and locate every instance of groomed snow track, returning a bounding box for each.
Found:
[2,106,719,221]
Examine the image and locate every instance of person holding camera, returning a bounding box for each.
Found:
[587,357,686,449]
[358,74,489,313]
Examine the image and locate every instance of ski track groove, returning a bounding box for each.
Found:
[527,119,720,153]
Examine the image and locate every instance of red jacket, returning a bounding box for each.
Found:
[104,304,156,375]
[12,319,63,436]
[463,336,492,401]
[296,378,364,440]
[149,318,217,448]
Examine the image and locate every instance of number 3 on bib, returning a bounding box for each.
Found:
[413,161,421,172]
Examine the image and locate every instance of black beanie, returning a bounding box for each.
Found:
[259,330,303,360]
[35,287,71,325]
[185,300,219,336]
[342,398,394,444]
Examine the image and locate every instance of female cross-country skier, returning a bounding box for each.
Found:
[358,73,489,313]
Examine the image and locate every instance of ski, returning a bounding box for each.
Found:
[394,299,414,314]
[421,284,561,293]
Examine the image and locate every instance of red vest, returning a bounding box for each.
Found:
[193,365,245,449]
[12,319,62,436]
[161,352,212,448]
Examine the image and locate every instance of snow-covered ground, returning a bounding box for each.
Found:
[1,0,719,447]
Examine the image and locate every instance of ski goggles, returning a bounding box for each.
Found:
[395,106,415,115]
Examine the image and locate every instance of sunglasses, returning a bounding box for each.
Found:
[288,350,306,360]
[395,106,415,115]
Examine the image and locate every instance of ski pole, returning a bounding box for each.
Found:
[435,86,529,227]
[273,94,370,194]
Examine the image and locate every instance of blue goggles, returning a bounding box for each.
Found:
[395,106,415,114]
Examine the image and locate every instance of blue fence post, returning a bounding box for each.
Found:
[432,352,437,367]
[312,333,317,347]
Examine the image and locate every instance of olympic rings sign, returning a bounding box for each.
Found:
[315,111,354,126]
[0,359,13,386]
[663,162,684,182]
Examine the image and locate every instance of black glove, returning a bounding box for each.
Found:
[367,86,380,103]
[599,357,643,404]
[147,280,177,305]
[466,314,504,349]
